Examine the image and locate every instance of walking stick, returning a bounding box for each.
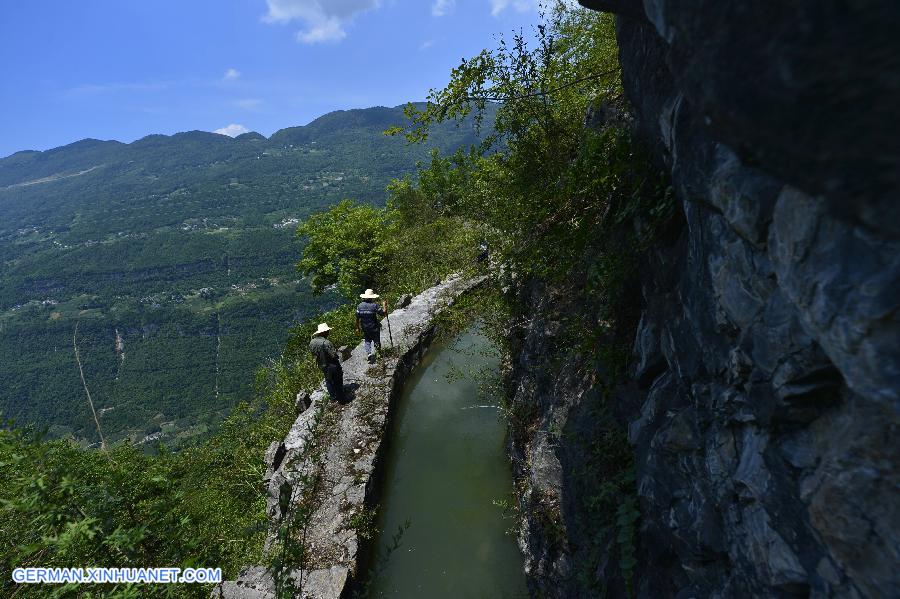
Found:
[384,300,394,350]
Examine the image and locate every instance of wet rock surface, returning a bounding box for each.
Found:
[213,275,485,599]
[505,2,900,597]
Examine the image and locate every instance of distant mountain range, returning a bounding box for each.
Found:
[0,104,493,446]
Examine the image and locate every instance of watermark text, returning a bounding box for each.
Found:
[12,567,221,584]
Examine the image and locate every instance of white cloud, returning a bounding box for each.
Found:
[489,0,540,17]
[262,0,380,44]
[223,68,241,81]
[432,0,455,17]
[213,124,251,137]
[419,39,436,50]
[297,19,345,43]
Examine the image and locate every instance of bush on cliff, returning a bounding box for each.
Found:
[294,175,484,302]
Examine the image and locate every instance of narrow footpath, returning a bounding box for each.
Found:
[215,275,486,599]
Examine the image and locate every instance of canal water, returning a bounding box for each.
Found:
[367,326,528,598]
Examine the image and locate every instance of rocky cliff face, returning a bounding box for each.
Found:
[509,2,899,597]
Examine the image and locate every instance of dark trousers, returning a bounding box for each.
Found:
[323,363,345,402]
[363,327,381,354]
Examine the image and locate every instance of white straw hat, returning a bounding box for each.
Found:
[359,288,380,299]
[312,322,332,337]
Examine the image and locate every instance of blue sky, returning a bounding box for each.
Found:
[0,0,546,158]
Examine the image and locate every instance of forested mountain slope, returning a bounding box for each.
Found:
[0,104,491,446]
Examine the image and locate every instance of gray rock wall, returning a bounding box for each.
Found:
[508,2,899,597]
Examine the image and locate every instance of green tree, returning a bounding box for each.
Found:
[389,3,637,277]
[295,199,398,299]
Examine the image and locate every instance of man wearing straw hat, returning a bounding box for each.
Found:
[309,322,346,402]
[356,288,387,363]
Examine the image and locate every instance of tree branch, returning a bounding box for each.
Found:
[458,67,620,104]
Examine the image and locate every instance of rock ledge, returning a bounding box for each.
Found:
[213,275,486,598]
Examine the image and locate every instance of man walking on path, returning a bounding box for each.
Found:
[356,288,387,363]
[309,322,346,403]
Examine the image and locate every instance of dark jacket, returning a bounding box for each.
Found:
[309,336,340,371]
[356,300,385,332]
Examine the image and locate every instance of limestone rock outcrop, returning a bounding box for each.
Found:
[508,2,899,597]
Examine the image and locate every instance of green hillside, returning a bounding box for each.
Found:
[0,104,492,446]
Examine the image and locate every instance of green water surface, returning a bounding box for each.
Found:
[367,326,529,598]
